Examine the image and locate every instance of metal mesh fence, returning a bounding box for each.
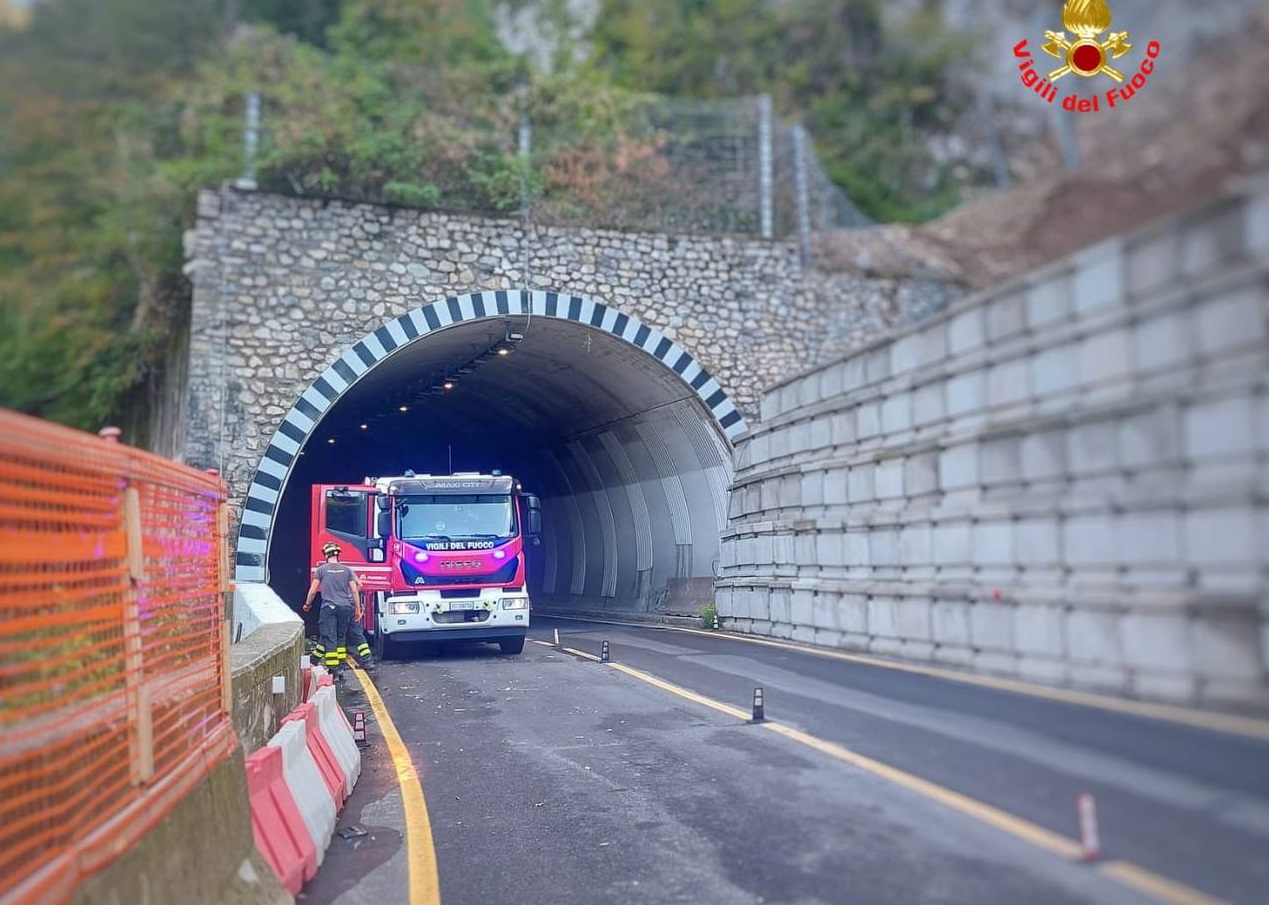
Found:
[0,410,236,905]
[530,95,769,235]
[244,82,870,239]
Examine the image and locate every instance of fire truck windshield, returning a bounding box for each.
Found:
[396,494,516,541]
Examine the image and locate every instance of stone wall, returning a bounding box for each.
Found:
[718,173,1269,707]
[183,187,954,502]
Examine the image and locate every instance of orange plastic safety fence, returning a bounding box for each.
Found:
[0,410,236,905]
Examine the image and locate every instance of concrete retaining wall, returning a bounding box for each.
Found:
[234,581,303,643]
[232,583,305,754]
[72,747,290,905]
[719,173,1269,707]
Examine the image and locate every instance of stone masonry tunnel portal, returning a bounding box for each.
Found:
[243,294,742,613]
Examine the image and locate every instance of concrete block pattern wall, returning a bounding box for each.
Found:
[720,174,1269,707]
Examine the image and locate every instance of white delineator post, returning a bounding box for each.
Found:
[1077,793,1101,861]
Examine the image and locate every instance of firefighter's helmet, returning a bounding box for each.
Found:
[322,542,341,558]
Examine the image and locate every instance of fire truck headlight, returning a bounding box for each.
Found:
[492,549,506,560]
[389,601,420,614]
[413,551,430,562]
[500,597,529,610]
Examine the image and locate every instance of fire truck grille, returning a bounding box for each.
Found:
[432,610,492,625]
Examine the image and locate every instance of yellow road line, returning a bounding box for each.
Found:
[608,662,752,721]
[761,722,1082,859]
[566,618,1269,741]
[562,646,602,662]
[351,670,442,905]
[594,658,1236,905]
[1098,861,1232,905]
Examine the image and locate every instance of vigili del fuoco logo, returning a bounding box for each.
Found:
[1014,0,1161,114]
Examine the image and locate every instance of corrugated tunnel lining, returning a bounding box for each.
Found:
[242,294,740,613]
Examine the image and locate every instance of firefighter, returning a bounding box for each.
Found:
[302,541,365,677]
[344,595,377,673]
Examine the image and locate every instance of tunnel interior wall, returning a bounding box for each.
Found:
[530,400,730,612]
[720,175,1269,708]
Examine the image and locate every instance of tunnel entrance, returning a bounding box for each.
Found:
[237,291,744,616]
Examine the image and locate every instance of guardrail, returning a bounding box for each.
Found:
[0,412,236,905]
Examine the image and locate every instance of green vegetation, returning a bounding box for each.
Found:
[0,0,977,438]
[588,0,977,222]
[700,601,720,630]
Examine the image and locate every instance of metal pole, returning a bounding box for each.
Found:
[980,96,1013,189]
[518,101,532,220]
[1028,5,1081,172]
[758,94,774,240]
[791,125,813,268]
[1052,105,1082,172]
[236,91,260,191]
[518,80,533,289]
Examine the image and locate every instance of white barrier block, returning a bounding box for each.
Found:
[269,720,336,865]
[311,685,362,796]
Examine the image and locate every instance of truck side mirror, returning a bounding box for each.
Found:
[528,510,542,537]
[376,511,392,537]
[376,494,391,512]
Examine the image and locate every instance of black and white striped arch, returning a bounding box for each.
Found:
[234,289,747,582]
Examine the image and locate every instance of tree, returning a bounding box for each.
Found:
[330,0,511,69]
[587,0,978,221]
[0,0,235,433]
[239,0,343,45]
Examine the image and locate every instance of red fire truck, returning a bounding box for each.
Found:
[310,471,541,657]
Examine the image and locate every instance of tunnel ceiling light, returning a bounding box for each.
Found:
[360,423,369,430]
[327,438,336,444]
[386,333,523,413]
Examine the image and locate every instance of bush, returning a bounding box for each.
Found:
[700,602,720,630]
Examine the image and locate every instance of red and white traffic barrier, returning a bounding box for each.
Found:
[247,670,363,894]
[245,744,316,895]
[269,719,337,865]
[282,702,348,809]
[311,684,361,796]
[302,663,331,701]
[1077,792,1101,862]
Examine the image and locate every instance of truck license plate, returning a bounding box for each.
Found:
[448,600,476,611]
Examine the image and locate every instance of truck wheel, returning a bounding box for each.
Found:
[372,630,395,661]
[499,637,525,655]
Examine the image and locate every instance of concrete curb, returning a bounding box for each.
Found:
[535,607,709,631]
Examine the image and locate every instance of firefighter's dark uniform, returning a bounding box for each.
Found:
[343,611,373,668]
[312,560,357,673]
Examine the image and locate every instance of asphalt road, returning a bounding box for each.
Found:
[307,617,1269,905]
